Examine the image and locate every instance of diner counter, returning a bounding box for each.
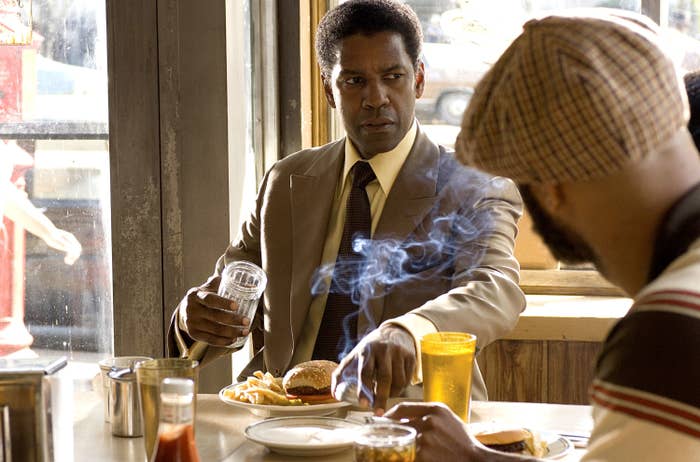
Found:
[71,390,593,461]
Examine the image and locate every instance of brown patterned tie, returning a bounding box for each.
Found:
[313,161,376,362]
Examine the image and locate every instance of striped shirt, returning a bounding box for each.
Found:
[583,185,700,461]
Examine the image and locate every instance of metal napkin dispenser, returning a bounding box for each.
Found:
[0,357,67,462]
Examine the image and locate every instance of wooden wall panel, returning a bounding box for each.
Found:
[479,340,546,402]
[481,339,602,404]
[547,341,601,404]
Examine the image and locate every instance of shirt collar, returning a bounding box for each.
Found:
[342,120,418,194]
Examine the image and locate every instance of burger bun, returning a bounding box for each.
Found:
[474,428,546,457]
[282,360,338,404]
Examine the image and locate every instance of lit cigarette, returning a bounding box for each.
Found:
[334,381,362,406]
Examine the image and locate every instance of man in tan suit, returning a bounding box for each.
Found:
[168,0,525,413]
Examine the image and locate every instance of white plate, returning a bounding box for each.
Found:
[244,416,362,456]
[469,424,573,460]
[219,384,351,417]
[540,431,574,460]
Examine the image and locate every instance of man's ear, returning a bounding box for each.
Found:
[414,60,425,99]
[530,183,565,215]
[322,76,336,109]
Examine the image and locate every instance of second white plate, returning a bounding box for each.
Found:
[244,416,361,456]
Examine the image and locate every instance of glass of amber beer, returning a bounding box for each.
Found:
[135,359,199,461]
[420,332,477,422]
[354,423,416,462]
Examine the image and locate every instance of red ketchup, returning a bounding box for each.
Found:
[150,378,201,462]
[151,423,200,462]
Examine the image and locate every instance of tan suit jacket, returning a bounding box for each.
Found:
[168,128,525,398]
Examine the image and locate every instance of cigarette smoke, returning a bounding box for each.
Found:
[310,161,505,405]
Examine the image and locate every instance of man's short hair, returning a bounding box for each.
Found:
[315,0,423,79]
[456,9,688,184]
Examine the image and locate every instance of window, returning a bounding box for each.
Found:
[0,0,112,373]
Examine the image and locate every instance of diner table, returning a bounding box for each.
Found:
[70,389,593,461]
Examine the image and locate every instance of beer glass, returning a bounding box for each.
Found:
[420,332,476,422]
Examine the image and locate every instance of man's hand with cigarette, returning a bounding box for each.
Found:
[332,324,416,415]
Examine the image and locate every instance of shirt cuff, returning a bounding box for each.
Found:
[174,308,209,361]
[174,325,209,362]
[177,306,188,333]
[381,313,437,384]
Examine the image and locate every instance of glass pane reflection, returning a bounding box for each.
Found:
[0,0,111,381]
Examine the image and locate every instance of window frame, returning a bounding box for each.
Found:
[107,1,232,365]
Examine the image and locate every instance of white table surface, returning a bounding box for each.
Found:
[71,391,593,461]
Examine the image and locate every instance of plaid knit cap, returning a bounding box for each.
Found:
[456,9,689,184]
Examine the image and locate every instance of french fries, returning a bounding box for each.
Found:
[223,371,303,406]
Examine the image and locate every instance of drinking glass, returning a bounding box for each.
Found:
[420,332,477,422]
[354,423,416,462]
[135,358,199,461]
[218,261,267,348]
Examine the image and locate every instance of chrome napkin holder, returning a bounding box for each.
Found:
[0,356,67,462]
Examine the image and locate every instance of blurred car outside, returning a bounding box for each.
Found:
[413,3,519,126]
[418,41,484,126]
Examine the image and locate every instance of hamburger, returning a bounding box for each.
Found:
[474,428,547,457]
[282,360,339,404]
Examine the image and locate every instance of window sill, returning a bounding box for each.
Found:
[519,269,625,296]
[505,295,633,342]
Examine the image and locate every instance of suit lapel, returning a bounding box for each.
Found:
[289,140,345,343]
[365,129,442,330]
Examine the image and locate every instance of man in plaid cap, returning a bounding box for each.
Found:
[385,9,700,461]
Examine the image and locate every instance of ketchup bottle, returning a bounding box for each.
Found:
[150,377,201,462]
